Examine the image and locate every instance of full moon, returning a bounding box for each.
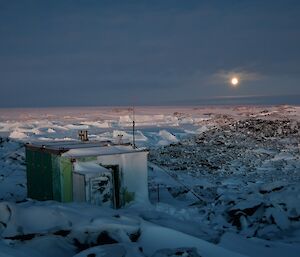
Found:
[231,77,239,86]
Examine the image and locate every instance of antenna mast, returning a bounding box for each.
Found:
[132,105,136,148]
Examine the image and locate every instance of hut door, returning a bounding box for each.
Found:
[104,165,121,209]
[112,165,121,209]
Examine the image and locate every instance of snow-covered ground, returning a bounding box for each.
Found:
[0,105,300,257]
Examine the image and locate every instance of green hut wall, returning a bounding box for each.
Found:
[59,156,73,202]
[26,148,73,202]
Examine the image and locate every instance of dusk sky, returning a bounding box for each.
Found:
[0,0,300,107]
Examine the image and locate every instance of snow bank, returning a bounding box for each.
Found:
[0,201,249,257]
[47,128,55,133]
[65,124,89,130]
[120,115,165,124]
[9,130,28,140]
[81,121,110,128]
[139,222,246,257]
[0,202,71,237]
[196,125,209,134]
[119,114,179,127]
[157,130,179,146]
[112,130,147,142]
[219,233,300,257]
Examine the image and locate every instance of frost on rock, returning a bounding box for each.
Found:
[149,116,300,241]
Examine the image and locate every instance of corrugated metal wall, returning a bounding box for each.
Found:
[60,157,73,202]
[52,155,62,201]
[26,148,74,202]
[26,148,54,200]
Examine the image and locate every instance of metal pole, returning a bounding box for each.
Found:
[132,106,136,148]
[157,184,160,202]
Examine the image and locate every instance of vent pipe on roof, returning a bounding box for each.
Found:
[117,134,123,144]
[78,130,89,142]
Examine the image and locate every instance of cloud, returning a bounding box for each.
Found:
[212,69,264,84]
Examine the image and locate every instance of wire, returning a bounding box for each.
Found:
[148,161,205,202]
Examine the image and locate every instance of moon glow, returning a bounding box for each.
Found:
[231,77,239,87]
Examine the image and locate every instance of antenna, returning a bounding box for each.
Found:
[132,105,136,148]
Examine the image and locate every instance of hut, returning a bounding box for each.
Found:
[25,141,148,208]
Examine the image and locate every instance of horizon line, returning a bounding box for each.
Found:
[0,94,300,109]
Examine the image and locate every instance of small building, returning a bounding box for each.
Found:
[25,141,148,208]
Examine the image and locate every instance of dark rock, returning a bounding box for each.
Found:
[152,247,201,257]
[5,233,37,241]
[53,229,71,237]
[128,229,141,242]
[97,231,118,245]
